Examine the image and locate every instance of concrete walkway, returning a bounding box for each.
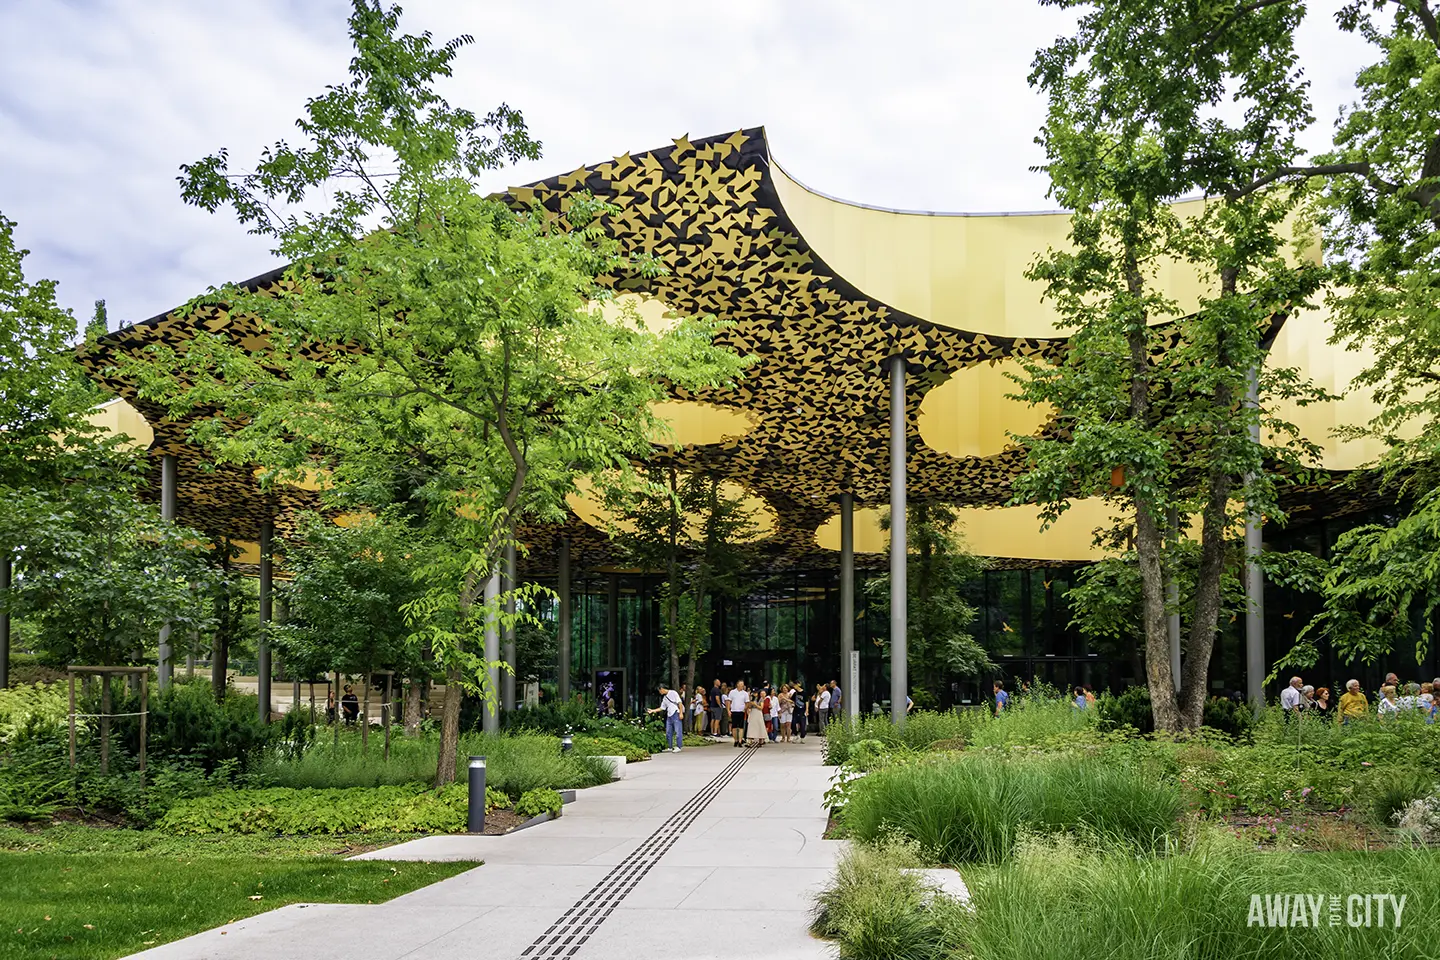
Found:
[128,737,841,960]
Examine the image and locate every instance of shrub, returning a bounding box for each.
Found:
[485,786,509,812]
[957,836,1437,958]
[572,736,649,762]
[1354,767,1437,830]
[812,842,967,960]
[1095,685,1153,734]
[1202,696,1253,738]
[824,711,973,765]
[515,788,563,819]
[159,784,469,835]
[0,682,70,744]
[842,755,1181,864]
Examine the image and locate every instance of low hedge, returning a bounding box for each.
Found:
[159,785,470,835]
[572,736,650,762]
[515,788,563,819]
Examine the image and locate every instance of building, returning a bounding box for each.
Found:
[78,127,1407,716]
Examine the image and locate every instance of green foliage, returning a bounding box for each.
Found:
[0,682,69,744]
[865,503,992,701]
[1095,686,1155,734]
[159,784,469,835]
[273,512,425,681]
[1353,766,1437,830]
[842,755,1182,864]
[98,682,274,774]
[823,711,976,765]
[514,787,563,819]
[484,786,509,812]
[1017,0,1331,732]
[249,730,611,796]
[811,842,968,960]
[955,838,1438,959]
[1201,695,1254,739]
[505,702,667,753]
[113,2,747,785]
[571,735,649,762]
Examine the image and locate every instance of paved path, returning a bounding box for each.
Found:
[129,738,841,960]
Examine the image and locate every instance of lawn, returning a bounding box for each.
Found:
[0,827,475,960]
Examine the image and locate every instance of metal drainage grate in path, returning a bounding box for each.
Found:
[519,748,754,959]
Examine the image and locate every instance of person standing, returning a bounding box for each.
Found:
[1280,676,1304,714]
[817,682,831,733]
[728,681,750,748]
[710,679,725,737]
[993,680,1010,714]
[692,686,707,734]
[646,682,685,753]
[779,685,794,742]
[792,682,808,740]
[744,693,768,747]
[1338,679,1368,725]
[766,686,780,741]
[829,680,842,720]
[1313,686,1332,715]
[341,684,359,726]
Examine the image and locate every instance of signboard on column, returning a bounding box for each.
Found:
[848,651,860,719]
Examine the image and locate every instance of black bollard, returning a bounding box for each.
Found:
[467,756,487,833]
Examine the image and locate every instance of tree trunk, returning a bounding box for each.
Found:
[434,665,463,788]
[361,670,370,753]
[404,676,421,736]
[1122,255,1181,732]
[210,584,229,702]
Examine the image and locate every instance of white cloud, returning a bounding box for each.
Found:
[0,0,1378,329]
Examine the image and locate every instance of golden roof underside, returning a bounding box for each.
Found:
[80,127,1382,573]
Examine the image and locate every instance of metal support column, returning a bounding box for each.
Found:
[606,574,619,666]
[1244,367,1266,706]
[558,538,572,701]
[502,542,517,712]
[1167,506,1181,693]
[257,519,273,723]
[888,355,908,727]
[839,492,857,721]
[483,572,500,734]
[0,551,10,690]
[156,453,178,689]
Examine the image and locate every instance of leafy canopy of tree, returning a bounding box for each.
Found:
[608,466,763,691]
[1300,1,1440,668]
[113,1,746,783]
[866,503,992,706]
[1016,0,1331,730]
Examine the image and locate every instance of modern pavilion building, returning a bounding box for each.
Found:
[74,127,1415,717]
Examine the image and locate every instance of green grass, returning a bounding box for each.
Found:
[0,822,421,856]
[0,846,473,960]
[815,833,1440,960]
[250,731,612,795]
[960,835,1439,959]
[841,755,1181,863]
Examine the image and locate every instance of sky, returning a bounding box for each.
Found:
[0,0,1376,330]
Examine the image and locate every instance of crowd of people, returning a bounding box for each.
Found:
[1283,672,1440,723]
[647,678,848,751]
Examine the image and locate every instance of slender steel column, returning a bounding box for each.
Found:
[889,355,908,727]
[839,492,857,721]
[0,551,11,690]
[483,572,500,734]
[157,454,178,689]
[257,519,273,723]
[606,574,619,665]
[558,538,572,701]
[1167,506,1181,693]
[1244,367,1266,706]
[502,541,517,712]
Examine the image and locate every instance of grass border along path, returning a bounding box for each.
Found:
[0,827,475,960]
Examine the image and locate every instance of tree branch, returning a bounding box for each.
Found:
[1226,162,1375,201]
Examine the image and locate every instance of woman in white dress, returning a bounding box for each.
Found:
[778,686,794,743]
[744,694,768,747]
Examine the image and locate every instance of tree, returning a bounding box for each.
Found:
[866,503,992,705]
[113,1,746,785]
[1300,2,1440,667]
[1016,0,1331,731]
[0,446,215,668]
[609,467,762,690]
[274,512,425,742]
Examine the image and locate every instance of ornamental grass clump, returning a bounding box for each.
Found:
[842,755,1180,864]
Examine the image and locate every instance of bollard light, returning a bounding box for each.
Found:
[467,755,487,833]
[561,726,573,754]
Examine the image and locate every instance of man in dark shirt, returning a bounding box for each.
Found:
[341,684,360,726]
[709,680,724,737]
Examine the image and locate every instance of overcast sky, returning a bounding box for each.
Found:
[0,0,1376,329]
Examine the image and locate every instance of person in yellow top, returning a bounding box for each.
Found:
[1338,678,1369,725]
